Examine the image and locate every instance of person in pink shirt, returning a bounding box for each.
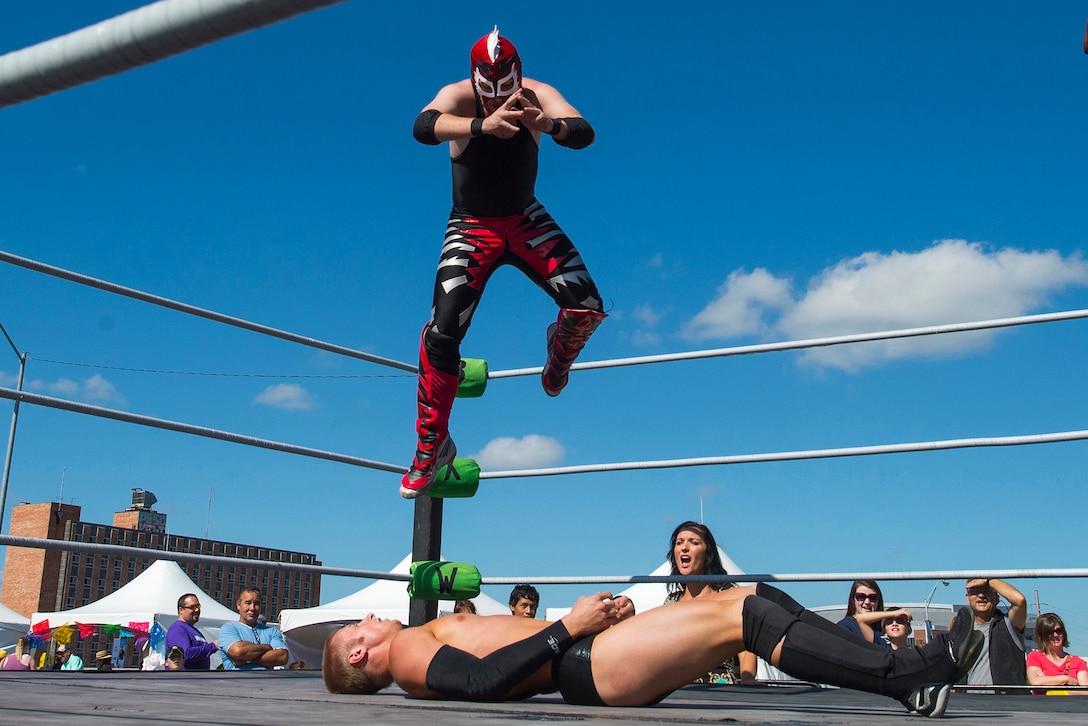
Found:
[0,637,33,670]
[1026,612,1088,689]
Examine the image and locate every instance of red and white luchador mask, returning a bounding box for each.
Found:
[470,26,521,106]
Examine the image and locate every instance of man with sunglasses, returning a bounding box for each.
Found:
[955,578,1027,686]
[165,593,219,670]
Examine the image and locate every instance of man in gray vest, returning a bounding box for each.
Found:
[957,578,1027,686]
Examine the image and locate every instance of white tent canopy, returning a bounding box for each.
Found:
[280,554,509,666]
[0,602,30,649]
[32,559,237,633]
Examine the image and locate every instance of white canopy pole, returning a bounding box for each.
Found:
[0,0,348,109]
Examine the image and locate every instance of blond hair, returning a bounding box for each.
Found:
[321,629,391,694]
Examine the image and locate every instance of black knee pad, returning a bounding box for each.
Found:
[756,583,805,616]
[422,324,461,376]
[741,595,799,659]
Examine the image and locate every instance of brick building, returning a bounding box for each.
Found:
[1,490,321,623]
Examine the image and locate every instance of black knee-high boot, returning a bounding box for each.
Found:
[741,595,967,701]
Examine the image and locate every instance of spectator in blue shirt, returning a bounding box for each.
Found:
[219,587,288,670]
[51,644,83,671]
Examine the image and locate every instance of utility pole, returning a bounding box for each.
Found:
[0,321,27,533]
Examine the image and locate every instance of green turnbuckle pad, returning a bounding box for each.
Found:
[427,457,480,498]
[456,358,488,398]
[408,560,482,600]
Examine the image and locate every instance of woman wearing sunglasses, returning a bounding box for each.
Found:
[837,580,910,649]
[1027,612,1088,689]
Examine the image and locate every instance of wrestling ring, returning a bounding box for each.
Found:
[1,2,1087,720]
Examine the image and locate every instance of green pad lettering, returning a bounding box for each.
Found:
[456,358,488,398]
[428,458,480,499]
[408,560,482,600]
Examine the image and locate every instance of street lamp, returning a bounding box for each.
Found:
[924,580,950,643]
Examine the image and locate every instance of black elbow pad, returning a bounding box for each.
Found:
[555,117,595,149]
[425,622,573,700]
[413,109,442,145]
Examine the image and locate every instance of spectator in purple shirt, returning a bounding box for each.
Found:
[164,593,218,670]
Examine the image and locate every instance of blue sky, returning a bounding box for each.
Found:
[2,1,1087,640]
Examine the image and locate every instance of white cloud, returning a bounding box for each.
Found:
[253,383,317,410]
[627,303,668,347]
[473,434,565,469]
[633,303,667,327]
[682,240,1088,371]
[647,253,664,268]
[44,378,79,395]
[82,374,126,404]
[630,330,662,347]
[27,374,128,407]
[680,268,793,340]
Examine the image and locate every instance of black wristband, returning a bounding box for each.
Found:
[548,117,563,136]
[470,118,484,137]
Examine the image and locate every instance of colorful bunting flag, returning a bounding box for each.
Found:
[53,625,73,645]
[148,622,166,649]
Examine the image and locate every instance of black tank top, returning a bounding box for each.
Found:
[451,126,538,216]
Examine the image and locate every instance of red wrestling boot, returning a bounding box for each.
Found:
[401,346,460,499]
[541,308,607,397]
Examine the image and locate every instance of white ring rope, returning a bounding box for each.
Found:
[0,386,405,475]
[488,308,1088,379]
[479,429,1088,479]
[7,250,1088,382]
[0,0,349,109]
[5,384,1086,484]
[0,249,417,373]
[2,536,1086,586]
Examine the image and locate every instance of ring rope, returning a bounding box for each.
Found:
[0,386,405,475]
[0,249,417,373]
[2,536,1085,586]
[7,250,1088,382]
[479,429,1088,479]
[5,385,1086,483]
[487,308,1088,379]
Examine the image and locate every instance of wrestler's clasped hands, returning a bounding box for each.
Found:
[482,89,553,138]
[561,592,636,639]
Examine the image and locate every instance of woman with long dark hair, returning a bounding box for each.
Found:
[837,580,911,649]
[665,521,756,682]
